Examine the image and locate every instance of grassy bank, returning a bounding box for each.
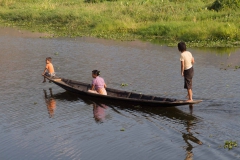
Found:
[0,0,239,47]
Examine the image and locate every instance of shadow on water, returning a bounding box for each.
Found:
[42,89,203,158]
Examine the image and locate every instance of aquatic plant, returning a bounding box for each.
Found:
[224,140,238,150]
[121,83,128,87]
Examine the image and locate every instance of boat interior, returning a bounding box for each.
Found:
[61,78,176,102]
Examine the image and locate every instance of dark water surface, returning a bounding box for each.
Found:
[0,27,240,160]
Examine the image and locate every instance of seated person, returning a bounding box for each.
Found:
[42,57,55,83]
[88,70,107,95]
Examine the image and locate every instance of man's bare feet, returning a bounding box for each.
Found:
[186,99,193,102]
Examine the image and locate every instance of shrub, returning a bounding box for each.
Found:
[84,0,117,3]
[208,0,240,11]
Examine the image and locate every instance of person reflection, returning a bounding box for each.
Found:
[43,88,56,118]
[183,105,203,160]
[189,104,193,115]
[93,102,108,123]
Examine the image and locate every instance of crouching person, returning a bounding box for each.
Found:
[88,70,107,95]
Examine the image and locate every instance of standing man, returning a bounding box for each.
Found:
[178,42,195,102]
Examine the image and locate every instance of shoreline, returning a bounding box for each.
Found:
[0,26,239,50]
[0,26,50,38]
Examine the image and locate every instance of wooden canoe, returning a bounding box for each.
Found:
[44,76,202,107]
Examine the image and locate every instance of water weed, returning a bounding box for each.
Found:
[120,128,125,131]
[224,141,238,150]
[121,83,128,87]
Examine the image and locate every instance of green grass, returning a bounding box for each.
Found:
[0,0,239,47]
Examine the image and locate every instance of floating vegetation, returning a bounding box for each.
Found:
[120,128,125,131]
[224,141,238,150]
[54,52,59,55]
[220,64,240,71]
[121,83,128,87]
[34,102,37,105]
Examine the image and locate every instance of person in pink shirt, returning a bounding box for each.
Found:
[88,70,107,95]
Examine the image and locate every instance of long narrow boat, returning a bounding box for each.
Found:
[44,76,202,107]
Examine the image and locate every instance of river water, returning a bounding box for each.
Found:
[0,27,240,160]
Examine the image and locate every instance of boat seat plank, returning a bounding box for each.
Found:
[127,92,131,98]
[129,93,141,99]
[141,95,153,100]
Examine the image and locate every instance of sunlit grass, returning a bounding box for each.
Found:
[0,0,239,47]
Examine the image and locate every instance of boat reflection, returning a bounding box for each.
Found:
[46,90,203,158]
[43,88,56,118]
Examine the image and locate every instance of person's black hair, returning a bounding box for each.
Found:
[178,42,187,52]
[46,57,52,62]
[92,70,100,76]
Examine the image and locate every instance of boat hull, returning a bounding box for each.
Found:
[44,76,202,107]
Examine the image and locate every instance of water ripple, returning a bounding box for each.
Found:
[0,30,240,159]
